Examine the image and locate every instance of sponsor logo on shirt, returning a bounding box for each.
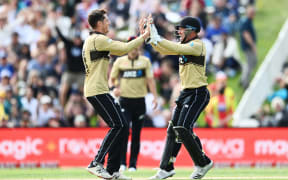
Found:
[121,69,145,78]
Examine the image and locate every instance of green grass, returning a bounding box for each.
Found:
[1,167,288,179]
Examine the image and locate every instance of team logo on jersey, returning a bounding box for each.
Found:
[178,55,205,66]
[121,69,145,78]
[179,56,187,65]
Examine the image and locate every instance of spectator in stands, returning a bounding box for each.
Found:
[270,97,288,127]
[74,114,87,128]
[158,59,176,104]
[188,0,208,30]
[26,70,43,98]
[145,93,167,128]
[0,69,12,91]
[37,95,55,127]
[199,29,213,71]
[205,71,235,127]
[239,5,257,89]
[8,97,21,127]
[64,91,91,127]
[212,29,241,77]
[214,0,230,19]
[9,32,22,58]
[0,50,14,76]
[222,11,239,36]
[206,15,226,44]
[19,109,32,128]
[109,0,130,29]
[18,44,31,61]
[27,52,53,78]
[0,90,8,126]
[267,77,288,103]
[55,25,85,107]
[21,86,39,126]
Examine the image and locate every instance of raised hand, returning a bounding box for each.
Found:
[139,16,147,35]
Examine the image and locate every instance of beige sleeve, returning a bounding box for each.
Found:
[158,39,203,56]
[151,43,178,55]
[95,35,144,56]
[110,58,120,79]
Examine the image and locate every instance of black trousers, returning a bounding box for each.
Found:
[87,93,128,174]
[160,86,211,170]
[119,97,146,168]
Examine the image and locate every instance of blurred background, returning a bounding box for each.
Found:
[0,0,288,169]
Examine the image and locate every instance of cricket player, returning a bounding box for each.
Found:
[109,36,158,171]
[142,16,213,179]
[83,9,150,180]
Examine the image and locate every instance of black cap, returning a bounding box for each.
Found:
[177,17,201,33]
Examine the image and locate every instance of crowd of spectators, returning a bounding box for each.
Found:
[0,0,256,128]
[252,62,288,127]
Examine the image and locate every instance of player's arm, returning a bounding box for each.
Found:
[55,26,70,44]
[151,43,178,55]
[109,59,121,96]
[243,30,256,52]
[95,35,144,56]
[145,59,158,109]
[109,61,119,87]
[157,39,203,56]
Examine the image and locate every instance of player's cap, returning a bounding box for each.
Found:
[177,17,201,33]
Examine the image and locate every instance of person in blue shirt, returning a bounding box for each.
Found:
[239,5,257,89]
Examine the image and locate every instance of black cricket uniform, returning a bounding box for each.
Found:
[152,37,212,170]
[82,31,145,174]
[110,55,153,169]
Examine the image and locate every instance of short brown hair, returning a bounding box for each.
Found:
[88,9,107,29]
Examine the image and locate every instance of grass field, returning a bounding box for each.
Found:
[1,167,288,180]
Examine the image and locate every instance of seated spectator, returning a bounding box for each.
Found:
[109,0,130,29]
[145,93,167,128]
[206,15,226,44]
[157,59,175,104]
[222,11,240,36]
[9,32,23,58]
[0,90,9,127]
[19,109,32,128]
[205,72,236,127]
[268,74,288,103]
[270,97,288,127]
[0,69,12,91]
[212,30,241,77]
[74,114,87,128]
[199,29,214,73]
[64,91,89,126]
[27,52,54,77]
[37,95,55,127]
[0,50,14,76]
[21,86,39,125]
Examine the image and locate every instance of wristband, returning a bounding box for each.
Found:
[109,86,116,91]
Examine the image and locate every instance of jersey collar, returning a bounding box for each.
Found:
[181,35,199,44]
[89,31,104,35]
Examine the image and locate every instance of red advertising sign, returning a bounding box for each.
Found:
[0,128,287,167]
